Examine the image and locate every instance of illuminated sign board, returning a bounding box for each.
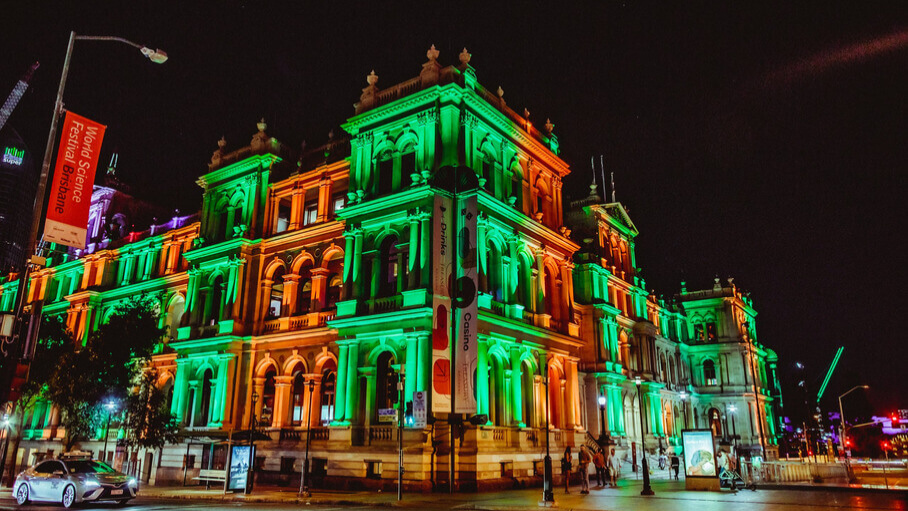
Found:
[682,429,717,478]
[2,147,23,166]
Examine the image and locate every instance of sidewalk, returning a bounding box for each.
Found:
[126,476,908,511]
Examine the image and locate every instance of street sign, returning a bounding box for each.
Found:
[413,391,427,428]
[378,408,397,423]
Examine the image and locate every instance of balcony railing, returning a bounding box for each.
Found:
[260,310,337,335]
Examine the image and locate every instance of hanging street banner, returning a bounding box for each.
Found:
[43,111,106,248]
[454,193,478,414]
[431,194,453,413]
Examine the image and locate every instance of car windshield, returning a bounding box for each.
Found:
[65,460,117,474]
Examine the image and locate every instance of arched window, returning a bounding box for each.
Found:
[269,267,285,318]
[543,263,560,323]
[208,275,224,324]
[486,242,503,302]
[521,360,535,427]
[290,365,307,426]
[197,369,213,427]
[669,357,677,386]
[488,356,505,425]
[703,360,717,386]
[326,274,342,309]
[400,148,416,180]
[516,253,533,311]
[379,235,400,297]
[659,354,668,383]
[261,369,276,427]
[165,295,185,338]
[375,351,398,417]
[376,153,393,196]
[295,261,313,315]
[320,362,337,425]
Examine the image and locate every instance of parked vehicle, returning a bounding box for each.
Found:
[13,452,137,507]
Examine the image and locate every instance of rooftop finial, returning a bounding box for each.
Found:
[218,136,227,149]
[459,47,471,66]
[257,118,267,133]
[427,44,439,61]
[545,118,554,134]
[366,69,378,86]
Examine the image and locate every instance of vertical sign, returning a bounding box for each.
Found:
[454,193,478,414]
[413,391,427,428]
[43,111,107,248]
[431,194,453,413]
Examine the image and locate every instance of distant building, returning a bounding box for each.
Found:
[0,126,37,274]
[2,47,783,489]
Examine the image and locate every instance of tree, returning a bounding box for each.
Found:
[37,295,166,450]
[123,369,180,452]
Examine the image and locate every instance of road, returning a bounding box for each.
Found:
[0,498,390,510]
[0,484,904,511]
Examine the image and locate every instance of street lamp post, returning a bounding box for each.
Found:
[246,391,258,495]
[299,379,316,497]
[728,404,738,456]
[397,375,404,501]
[598,394,607,445]
[1,31,167,370]
[542,361,554,503]
[838,384,868,480]
[680,391,689,429]
[635,377,654,496]
[102,400,117,461]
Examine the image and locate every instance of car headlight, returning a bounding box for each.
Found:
[84,480,100,488]
[128,478,137,487]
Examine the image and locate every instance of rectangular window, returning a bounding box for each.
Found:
[694,324,705,341]
[706,322,717,341]
[280,457,295,474]
[331,193,346,214]
[303,202,318,226]
[276,199,291,233]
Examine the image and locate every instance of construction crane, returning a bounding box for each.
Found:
[0,62,39,132]
[816,346,844,404]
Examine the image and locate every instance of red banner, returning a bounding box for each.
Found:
[43,111,106,248]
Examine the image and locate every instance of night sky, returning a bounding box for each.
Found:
[1,2,905,418]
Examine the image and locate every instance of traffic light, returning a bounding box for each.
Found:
[881,441,891,451]
[891,414,899,425]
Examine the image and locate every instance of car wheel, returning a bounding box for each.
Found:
[15,484,29,505]
[61,484,76,508]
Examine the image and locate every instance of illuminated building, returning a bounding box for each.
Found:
[0,126,37,274]
[1,47,781,488]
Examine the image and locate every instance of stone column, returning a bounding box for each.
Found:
[317,174,332,223]
[310,268,329,312]
[477,338,489,417]
[353,229,364,296]
[334,346,349,423]
[535,249,545,314]
[213,354,234,426]
[172,359,190,421]
[510,348,523,426]
[343,230,355,298]
[416,333,430,393]
[404,335,418,407]
[408,214,419,289]
[419,213,430,287]
[273,376,293,428]
[345,344,359,423]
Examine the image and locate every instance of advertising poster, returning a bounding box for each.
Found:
[454,193,477,414]
[43,111,106,248]
[227,445,253,491]
[682,430,717,478]
[431,194,453,413]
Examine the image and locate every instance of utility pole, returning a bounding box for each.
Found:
[398,373,404,501]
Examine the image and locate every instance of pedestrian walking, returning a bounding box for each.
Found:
[561,447,573,493]
[593,449,606,487]
[670,452,680,480]
[578,445,592,494]
[717,449,729,485]
[607,447,620,487]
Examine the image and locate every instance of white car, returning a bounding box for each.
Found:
[13,457,138,507]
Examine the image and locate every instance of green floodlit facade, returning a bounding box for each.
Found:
[1,47,782,489]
